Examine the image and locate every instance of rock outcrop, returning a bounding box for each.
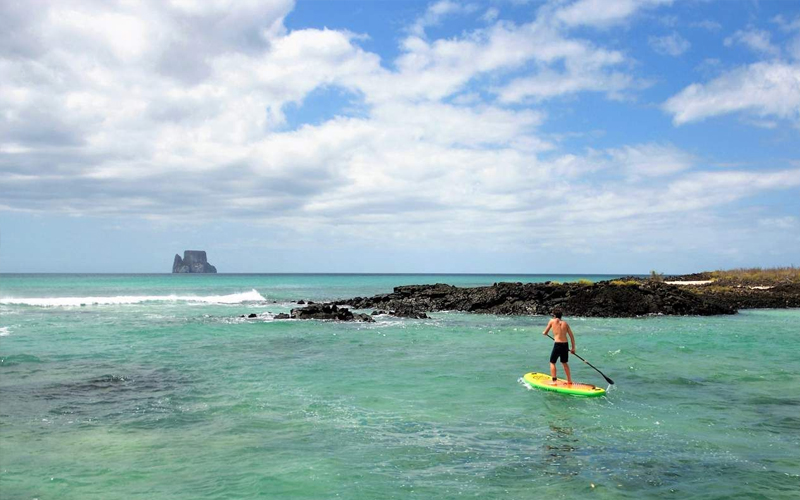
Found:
[331,280,736,318]
[289,303,374,322]
[241,275,799,321]
[172,250,217,273]
[681,282,800,309]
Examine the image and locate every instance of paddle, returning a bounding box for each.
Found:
[545,333,615,385]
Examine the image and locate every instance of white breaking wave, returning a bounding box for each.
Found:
[0,327,10,336]
[0,290,266,307]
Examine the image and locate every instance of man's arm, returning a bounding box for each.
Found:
[543,319,553,335]
[567,323,576,353]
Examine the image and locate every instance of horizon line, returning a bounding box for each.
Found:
[0,271,655,276]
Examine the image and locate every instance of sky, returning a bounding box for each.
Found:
[1,0,799,274]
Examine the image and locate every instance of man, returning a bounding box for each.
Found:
[542,308,576,385]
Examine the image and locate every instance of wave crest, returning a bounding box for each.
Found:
[0,289,266,307]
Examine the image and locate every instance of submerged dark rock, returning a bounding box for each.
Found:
[172,250,217,273]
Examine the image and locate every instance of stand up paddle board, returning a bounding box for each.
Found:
[522,372,606,397]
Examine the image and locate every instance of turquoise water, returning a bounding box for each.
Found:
[1,274,798,499]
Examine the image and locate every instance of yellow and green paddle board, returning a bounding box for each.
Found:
[522,372,606,397]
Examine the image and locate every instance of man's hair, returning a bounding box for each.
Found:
[552,308,563,319]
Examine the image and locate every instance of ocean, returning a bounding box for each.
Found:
[1,274,798,499]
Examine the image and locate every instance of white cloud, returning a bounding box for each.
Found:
[2,0,799,259]
[724,28,780,58]
[789,37,800,62]
[658,170,800,212]
[664,62,800,125]
[482,7,499,23]
[772,14,800,33]
[649,32,690,56]
[498,68,633,103]
[607,143,695,179]
[691,20,722,32]
[552,0,673,29]
[759,216,798,229]
[770,15,800,62]
[356,6,642,105]
[409,0,477,37]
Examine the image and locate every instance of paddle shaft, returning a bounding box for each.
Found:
[545,333,615,385]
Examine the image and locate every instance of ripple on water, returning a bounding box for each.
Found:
[0,353,42,366]
[2,292,799,499]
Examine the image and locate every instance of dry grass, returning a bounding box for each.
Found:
[577,278,593,285]
[696,285,736,294]
[709,267,800,285]
[610,280,639,286]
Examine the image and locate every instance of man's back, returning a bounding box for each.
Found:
[548,318,570,342]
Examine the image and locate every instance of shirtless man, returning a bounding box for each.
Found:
[542,308,576,385]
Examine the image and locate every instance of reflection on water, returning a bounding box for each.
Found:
[543,424,580,478]
[539,397,583,480]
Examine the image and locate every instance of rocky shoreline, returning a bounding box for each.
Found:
[665,280,800,310]
[245,274,800,322]
[331,280,737,318]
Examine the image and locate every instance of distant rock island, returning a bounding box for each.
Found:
[172,250,217,273]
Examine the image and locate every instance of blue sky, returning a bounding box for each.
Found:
[1,0,799,273]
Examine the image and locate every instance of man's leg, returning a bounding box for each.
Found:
[562,362,572,384]
[550,362,557,383]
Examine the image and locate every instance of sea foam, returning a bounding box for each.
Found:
[0,289,266,307]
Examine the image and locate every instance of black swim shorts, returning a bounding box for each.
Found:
[550,342,570,363]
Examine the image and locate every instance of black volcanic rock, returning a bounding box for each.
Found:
[172,250,217,273]
[687,282,800,309]
[290,303,375,322]
[389,306,429,319]
[333,280,736,318]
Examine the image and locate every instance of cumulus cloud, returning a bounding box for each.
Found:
[759,216,798,229]
[409,0,478,37]
[691,20,722,32]
[606,143,695,179]
[663,62,800,125]
[772,14,800,33]
[724,28,780,58]
[649,32,691,56]
[498,69,633,103]
[2,0,799,258]
[552,0,673,29]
